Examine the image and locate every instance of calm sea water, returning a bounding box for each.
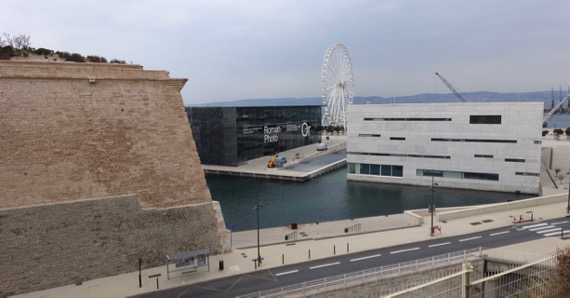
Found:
[206,168,532,231]
[545,113,570,128]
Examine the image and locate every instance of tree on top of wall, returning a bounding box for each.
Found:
[0,32,124,63]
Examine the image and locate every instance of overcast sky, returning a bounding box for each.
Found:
[2,0,569,105]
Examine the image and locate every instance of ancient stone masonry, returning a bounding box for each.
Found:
[0,60,228,296]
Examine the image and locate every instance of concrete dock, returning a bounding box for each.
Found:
[202,134,347,181]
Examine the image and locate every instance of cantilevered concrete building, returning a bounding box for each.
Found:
[346,102,543,194]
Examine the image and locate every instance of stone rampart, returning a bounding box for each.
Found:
[0,195,223,297]
[0,60,209,208]
[0,60,227,296]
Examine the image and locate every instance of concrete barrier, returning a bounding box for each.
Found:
[438,194,567,222]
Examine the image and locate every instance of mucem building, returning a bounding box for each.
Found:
[186,106,322,166]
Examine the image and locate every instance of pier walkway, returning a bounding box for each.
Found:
[202,134,347,181]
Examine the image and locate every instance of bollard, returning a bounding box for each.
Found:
[282,254,284,265]
[309,249,311,260]
[347,243,350,253]
[334,245,336,255]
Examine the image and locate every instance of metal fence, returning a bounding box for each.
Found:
[237,247,482,298]
[385,249,560,298]
[469,254,559,298]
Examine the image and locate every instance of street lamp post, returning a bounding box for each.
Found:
[428,175,438,236]
[566,171,570,214]
[254,201,263,266]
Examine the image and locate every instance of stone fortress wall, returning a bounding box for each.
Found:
[0,60,227,296]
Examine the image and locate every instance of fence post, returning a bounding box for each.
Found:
[461,262,471,298]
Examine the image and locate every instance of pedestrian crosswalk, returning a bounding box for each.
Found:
[519,221,569,237]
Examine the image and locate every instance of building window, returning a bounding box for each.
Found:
[348,152,451,159]
[390,137,406,141]
[359,134,381,137]
[360,164,370,175]
[417,169,499,181]
[431,138,516,144]
[515,172,540,177]
[505,158,525,163]
[370,164,380,175]
[392,166,403,177]
[364,117,451,121]
[381,165,392,176]
[470,115,501,124]
[419,169,444,177]
[348,163,403,178]
[463,172,499,181]
[474,154,493,158]
[348,163,356,174]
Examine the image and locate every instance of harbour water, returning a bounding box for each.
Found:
[545,113,570,128]
[206,167,532,231]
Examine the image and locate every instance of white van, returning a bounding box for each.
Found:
[317,143,328,151]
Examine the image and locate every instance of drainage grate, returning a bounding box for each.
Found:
[470,222,482,225]
[482,219,494,223]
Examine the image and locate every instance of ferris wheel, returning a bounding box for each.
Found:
[321,43,354,128]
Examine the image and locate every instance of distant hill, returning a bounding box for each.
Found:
[189,91,568,108]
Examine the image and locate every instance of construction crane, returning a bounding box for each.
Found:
[543,94,570,127]
[435,72,472,103]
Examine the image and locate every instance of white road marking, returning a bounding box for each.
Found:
[309,262,340,270]
[529,225,555,231]
[551,220,568,225]
[350,254,381,262]
[428,242,451,248]
[490,231,510,237]
[520,223,547,230]
[459,236,482,242]
[275,270,299,276]
[536,228,562,234]
[390,247,420,254]
[543,230,569,237]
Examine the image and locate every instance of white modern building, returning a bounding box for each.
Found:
[346,102,543,194]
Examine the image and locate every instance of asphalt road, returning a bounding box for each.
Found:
[133,217,570,298]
